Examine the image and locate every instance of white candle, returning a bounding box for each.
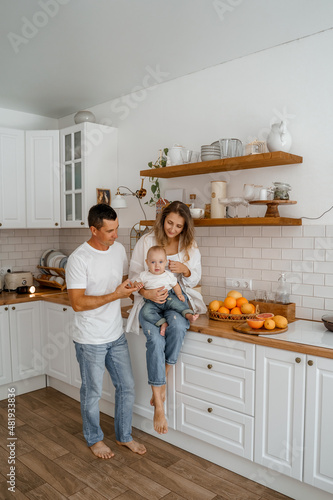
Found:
[211,181,227,218]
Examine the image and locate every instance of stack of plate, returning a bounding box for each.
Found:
[40,249,68,275]
[201,143,221,162]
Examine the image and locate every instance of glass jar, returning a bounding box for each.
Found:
[273,182,291,200]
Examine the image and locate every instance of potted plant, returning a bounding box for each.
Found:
[145,148,168,206]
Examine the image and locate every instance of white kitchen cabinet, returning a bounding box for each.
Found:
[304,355,333,494]
[0,128,25,228]
[26,130,60,228]
[176,331,255,459]
[60,123,117,227]
[254,346,306,480]
[9,302,43,381]
[0,305,12,385]
[43,302,74,383]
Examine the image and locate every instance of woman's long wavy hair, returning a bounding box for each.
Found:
[153,201,195,262]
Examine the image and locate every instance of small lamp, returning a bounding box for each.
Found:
[111,179,147,219]
[112,189,128,208]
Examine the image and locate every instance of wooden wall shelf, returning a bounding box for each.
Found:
[140,217,302,227]
[140,151,303,179]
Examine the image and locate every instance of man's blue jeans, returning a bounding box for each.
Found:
[141,289,193,326]
[74,334,135,447]
[139,304,189,386]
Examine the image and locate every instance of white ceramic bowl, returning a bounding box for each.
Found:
[190,208,204,219]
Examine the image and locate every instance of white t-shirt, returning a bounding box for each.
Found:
[66,241,128,344]
[139,269,177,291]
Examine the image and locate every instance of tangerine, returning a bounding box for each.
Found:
[236,297,248,308]
[209,300,220,311]
[227,290,242,299]
[224,296,237,309]
[218,306,230,314]
[230,307,242,315]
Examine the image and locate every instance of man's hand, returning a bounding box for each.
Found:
[115,279,143,299]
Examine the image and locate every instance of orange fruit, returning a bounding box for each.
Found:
[241,303,255,314]
[227,290,242,299]
[218,306,230,314]
[209,300,220,311]
[256,313,274,319]
[247,318,264,329]
[264,319,276,330]
[273,315,288,328]
[236,297,248,308]
[224,296,237,309]
[218,300,224,307]
[230,307,241,315]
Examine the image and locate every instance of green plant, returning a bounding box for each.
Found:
[145,148,168,206]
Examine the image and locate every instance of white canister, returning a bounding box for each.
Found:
[211,181,227,218]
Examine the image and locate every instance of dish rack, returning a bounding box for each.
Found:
[36,265,67,291]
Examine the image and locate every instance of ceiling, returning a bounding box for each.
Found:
[1,0,332,119]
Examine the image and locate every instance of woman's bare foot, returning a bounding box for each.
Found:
[159,322,168,336]
[90,441,114,459]
[185,313,199,323]
[116,440,147,455]
[154,405,168,434]
[150,384,166,406]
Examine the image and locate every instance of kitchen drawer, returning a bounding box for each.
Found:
[176,353,254,415]
[183,330,255,369]
[176,393,254,460]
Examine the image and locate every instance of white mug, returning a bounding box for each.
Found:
[190,208,204,219]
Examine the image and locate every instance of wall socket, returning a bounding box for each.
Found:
[0,266,12,275]
[226,277,252,290]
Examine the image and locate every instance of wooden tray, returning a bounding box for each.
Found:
[233,322,288,335]
[249,200,297,217]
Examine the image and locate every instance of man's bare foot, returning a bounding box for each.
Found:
[150,384,166,406]
[154,405,168,434]
[185,313,199,323]
[116,439,147,455]
[159,322,168,336]
[90,441,114,459]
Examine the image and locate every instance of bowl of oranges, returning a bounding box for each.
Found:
[208,290,258,322]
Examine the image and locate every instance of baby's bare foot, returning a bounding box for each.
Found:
[116,439,147,455]
[90,441,114,459]
[160,322,167,336]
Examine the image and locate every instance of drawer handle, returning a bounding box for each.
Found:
[80,222,85,225]
[295,357,301,363]
[308,360,314,366]
[207,408,213,413]
[12,306,16,311]
[207,338,213,343]
[55,222,59,226]
[207,364,213,370]
[63,307,67,311]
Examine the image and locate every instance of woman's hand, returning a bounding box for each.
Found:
[168,260,191,277]
[140,286,168,304]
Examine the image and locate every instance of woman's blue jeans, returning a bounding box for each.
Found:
[139,306,189,386]
[74,334,135,447]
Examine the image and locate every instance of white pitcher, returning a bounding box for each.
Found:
[266,121,292,153]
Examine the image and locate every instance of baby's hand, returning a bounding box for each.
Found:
[130,281,143,290]
[177,294,185,302]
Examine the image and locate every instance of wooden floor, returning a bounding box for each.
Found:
[0,388,293,500]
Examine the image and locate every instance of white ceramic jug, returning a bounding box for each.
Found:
[266,121,292,153]
[167,146,186,165]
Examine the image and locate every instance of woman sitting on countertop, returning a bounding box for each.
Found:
[126,201,206,435]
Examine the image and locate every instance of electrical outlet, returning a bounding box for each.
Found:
[0,266,12,275]
[226,277,252,290]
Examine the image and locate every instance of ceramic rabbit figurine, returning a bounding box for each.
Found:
[266,121,292,152]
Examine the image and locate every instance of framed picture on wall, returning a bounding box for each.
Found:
[96,188,111,206]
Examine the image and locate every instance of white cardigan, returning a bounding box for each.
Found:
[126,232,207,334]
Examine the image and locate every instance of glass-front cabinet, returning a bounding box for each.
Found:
[60,123,118,227]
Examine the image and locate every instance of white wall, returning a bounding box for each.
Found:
[59,28,333,227]
[0,107,58,130]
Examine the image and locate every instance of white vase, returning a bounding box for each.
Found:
[267,121,292,152]
[74,110,96,124]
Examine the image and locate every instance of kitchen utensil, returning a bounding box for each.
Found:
[275,273,290,304]
[190,151,201,162]
[190,208,204,219]
[321,315,333,332]
[181,149,192,163]
[255,290,267,301]
[211,181,227,218]
[5,271,33,291]
[233,322,288,335]
[219,138,243,158]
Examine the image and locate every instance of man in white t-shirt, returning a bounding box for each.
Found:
[66,203,146,459]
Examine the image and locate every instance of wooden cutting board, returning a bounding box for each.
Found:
[233,322,288,335]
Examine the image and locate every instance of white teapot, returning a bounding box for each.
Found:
[167,145,186,165]
[266,121,292,153]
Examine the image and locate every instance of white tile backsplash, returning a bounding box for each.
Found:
[1,224,332,320]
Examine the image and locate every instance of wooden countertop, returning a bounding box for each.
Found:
[2,290,332,359]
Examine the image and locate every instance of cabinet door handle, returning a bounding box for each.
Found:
[207,407,213,413]
[0,222,2,226]
[5,307,8,311]
[55,222,59,226]
[207,338,213,343]
[63,307,67,311]
[308,360,314,366]
[207,364,213,370]
[12,306,16,311]
[80,222,85,226]
[295,357,301,363]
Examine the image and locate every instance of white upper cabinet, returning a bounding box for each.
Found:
[0,128,25,228]
[60,123,117,228]
[26,130,60,228]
